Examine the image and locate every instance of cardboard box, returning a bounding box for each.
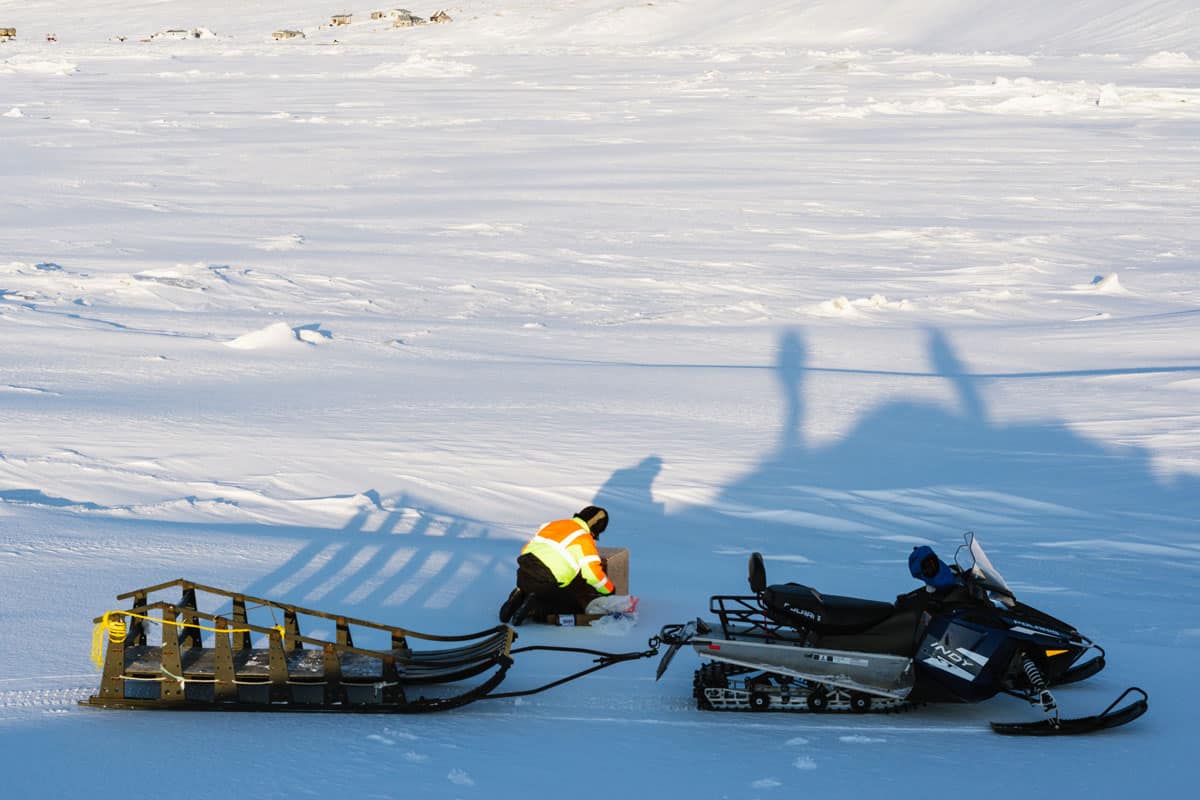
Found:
[543,546,630,627]
[598,546,629,595]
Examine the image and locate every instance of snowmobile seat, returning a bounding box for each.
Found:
[762,582,897,635]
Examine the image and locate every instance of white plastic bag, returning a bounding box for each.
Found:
[589,613,638,635]
[584,595,640,635]
[584,595,639,615]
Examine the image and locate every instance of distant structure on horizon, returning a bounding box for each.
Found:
[146,28,212,41]
[393,11,427,27]
[0,27,16,42]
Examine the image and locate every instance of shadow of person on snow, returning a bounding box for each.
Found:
[591,455,666,523]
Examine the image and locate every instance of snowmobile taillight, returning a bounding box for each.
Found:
[708,643,722,650]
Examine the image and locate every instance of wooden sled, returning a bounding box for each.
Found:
[83,579,515,713]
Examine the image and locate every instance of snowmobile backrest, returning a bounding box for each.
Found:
[748,552,767,594]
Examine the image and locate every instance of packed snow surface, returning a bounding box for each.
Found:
[1,2,1197,798]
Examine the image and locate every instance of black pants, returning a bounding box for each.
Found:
[516,553,601,614]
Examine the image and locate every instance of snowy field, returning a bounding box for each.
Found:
[1,1,1198,796]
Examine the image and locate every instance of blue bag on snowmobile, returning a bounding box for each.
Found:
[909,546,959,591]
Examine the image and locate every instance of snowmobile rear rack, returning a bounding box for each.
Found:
[708,595,807,643]
[83,579,516,713]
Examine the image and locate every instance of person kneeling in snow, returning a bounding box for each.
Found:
[499,506,614,625]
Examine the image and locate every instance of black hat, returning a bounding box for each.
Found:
[575,506,608,537]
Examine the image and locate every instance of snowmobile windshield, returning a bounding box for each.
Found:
[955,532,1016,605]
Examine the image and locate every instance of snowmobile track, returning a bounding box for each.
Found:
[693,662,917,714]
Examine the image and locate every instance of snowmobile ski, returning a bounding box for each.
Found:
[990,687,1148,735]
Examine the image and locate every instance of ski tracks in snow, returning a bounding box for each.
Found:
[0,685,93,723]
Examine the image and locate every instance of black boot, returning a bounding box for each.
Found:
[499,588,524,623]
[511,593,541,627]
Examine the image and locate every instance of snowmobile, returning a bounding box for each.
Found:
[656,533,1147,735]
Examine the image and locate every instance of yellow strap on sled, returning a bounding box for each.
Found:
[89,613,128,668]
[90,610,258,669]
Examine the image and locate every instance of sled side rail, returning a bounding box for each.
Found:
[115,578,509,645]
[93,601,451,663]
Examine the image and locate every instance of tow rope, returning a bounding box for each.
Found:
[483,637,661,700]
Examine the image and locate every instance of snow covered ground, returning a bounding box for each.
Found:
[1,1,1197,796]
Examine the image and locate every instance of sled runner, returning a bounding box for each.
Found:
[658,533,1149,735]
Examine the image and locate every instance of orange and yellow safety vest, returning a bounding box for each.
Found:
[521,517,615,595]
